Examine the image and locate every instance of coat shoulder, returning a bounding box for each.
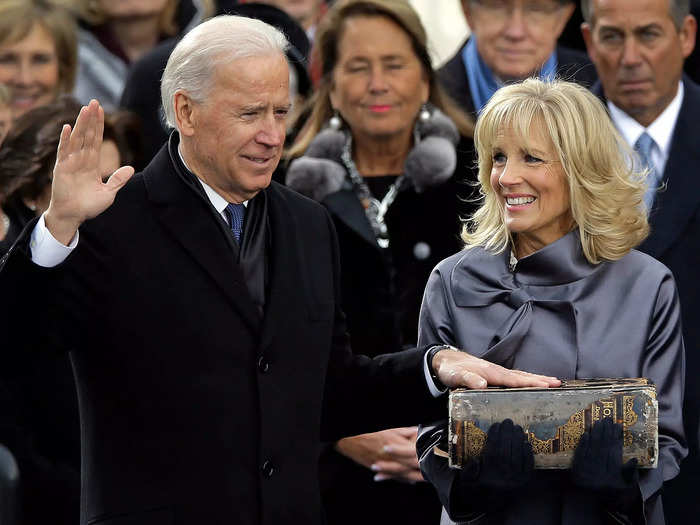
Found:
[620,249,676,283]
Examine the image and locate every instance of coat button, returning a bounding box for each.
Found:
[261,460,275,478]
[257,356,269,373]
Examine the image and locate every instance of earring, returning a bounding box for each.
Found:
[329,110,342,131]
[419,103,430,123]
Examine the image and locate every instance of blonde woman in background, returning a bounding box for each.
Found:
[0,0,77,119]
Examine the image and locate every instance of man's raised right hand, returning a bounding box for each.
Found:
[45,100,134,245]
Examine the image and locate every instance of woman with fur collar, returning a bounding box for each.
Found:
[285,1,476,524]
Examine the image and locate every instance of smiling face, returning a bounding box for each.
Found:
[582,0,696,127]
[463,0,575,81]
[489,120,573,257]
[329,15,429,145]
[0,23,60,118]
[177,53,290,203]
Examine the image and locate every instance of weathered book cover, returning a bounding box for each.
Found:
[448,378,658,469]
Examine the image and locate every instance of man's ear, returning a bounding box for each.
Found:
[174,91,197,137]
[680,14,697,60]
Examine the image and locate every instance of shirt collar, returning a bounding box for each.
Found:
[177,144,247,215]
[607,81,684,157]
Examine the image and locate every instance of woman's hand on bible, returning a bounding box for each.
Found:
[45,100,134,245]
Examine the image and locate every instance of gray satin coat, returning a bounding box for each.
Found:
[418,231,687,524]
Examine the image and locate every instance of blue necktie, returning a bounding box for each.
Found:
[634,132,662,210]
[225,203,246,243]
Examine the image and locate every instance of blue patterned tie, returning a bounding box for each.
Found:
[634,132,661,210]
[225,203,246,243]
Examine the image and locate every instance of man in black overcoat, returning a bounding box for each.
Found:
[0,15,559,525]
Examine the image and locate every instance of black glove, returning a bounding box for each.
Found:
[460,418,534,491]
[572,418,641,518]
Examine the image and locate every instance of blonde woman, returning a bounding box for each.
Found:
[417,78,685,525]
[0,0,77,119]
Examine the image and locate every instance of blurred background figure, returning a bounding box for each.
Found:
[243,0,328,40]
[0,0,77,121]
[121,2,312,168]
[285,1,476,524]
[409,0,470,67]
[0,85,12,148]
[439,0,597,116]
[69,0,215,110]
[0,96,135,525]
[0,97,134,253]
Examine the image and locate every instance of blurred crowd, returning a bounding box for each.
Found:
[0,0,699,524]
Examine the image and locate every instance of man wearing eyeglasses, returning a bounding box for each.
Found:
[439,0,598,114]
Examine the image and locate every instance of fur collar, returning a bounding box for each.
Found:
[286,108,460,203]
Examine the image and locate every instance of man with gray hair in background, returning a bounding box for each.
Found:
[582,0,700,521]
[0,14,560,525]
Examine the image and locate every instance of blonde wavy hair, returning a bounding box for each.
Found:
[463,78,649,264]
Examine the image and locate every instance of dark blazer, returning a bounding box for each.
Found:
[437,41,599,116]
[0,139,441,525]
[593,77,700,522]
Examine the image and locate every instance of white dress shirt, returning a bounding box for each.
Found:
[607,81,684,178]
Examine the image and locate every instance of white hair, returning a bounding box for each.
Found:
[160,15,289,129]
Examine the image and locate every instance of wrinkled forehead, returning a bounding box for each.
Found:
[590,0,676,28]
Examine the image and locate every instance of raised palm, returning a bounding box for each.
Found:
[46,100,134,244]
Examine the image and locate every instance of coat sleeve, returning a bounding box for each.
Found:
[417,265,458,348]
[416,265,488,521]
[319,209,443,440]
[638,271,688,505]
[0,220,74,360]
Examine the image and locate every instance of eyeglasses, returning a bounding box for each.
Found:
[471,0,564,25]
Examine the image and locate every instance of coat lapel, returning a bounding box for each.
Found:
[639,79,700,258]
[258,183,307,351]
[143,146,262,335]
[323,189,380,251]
